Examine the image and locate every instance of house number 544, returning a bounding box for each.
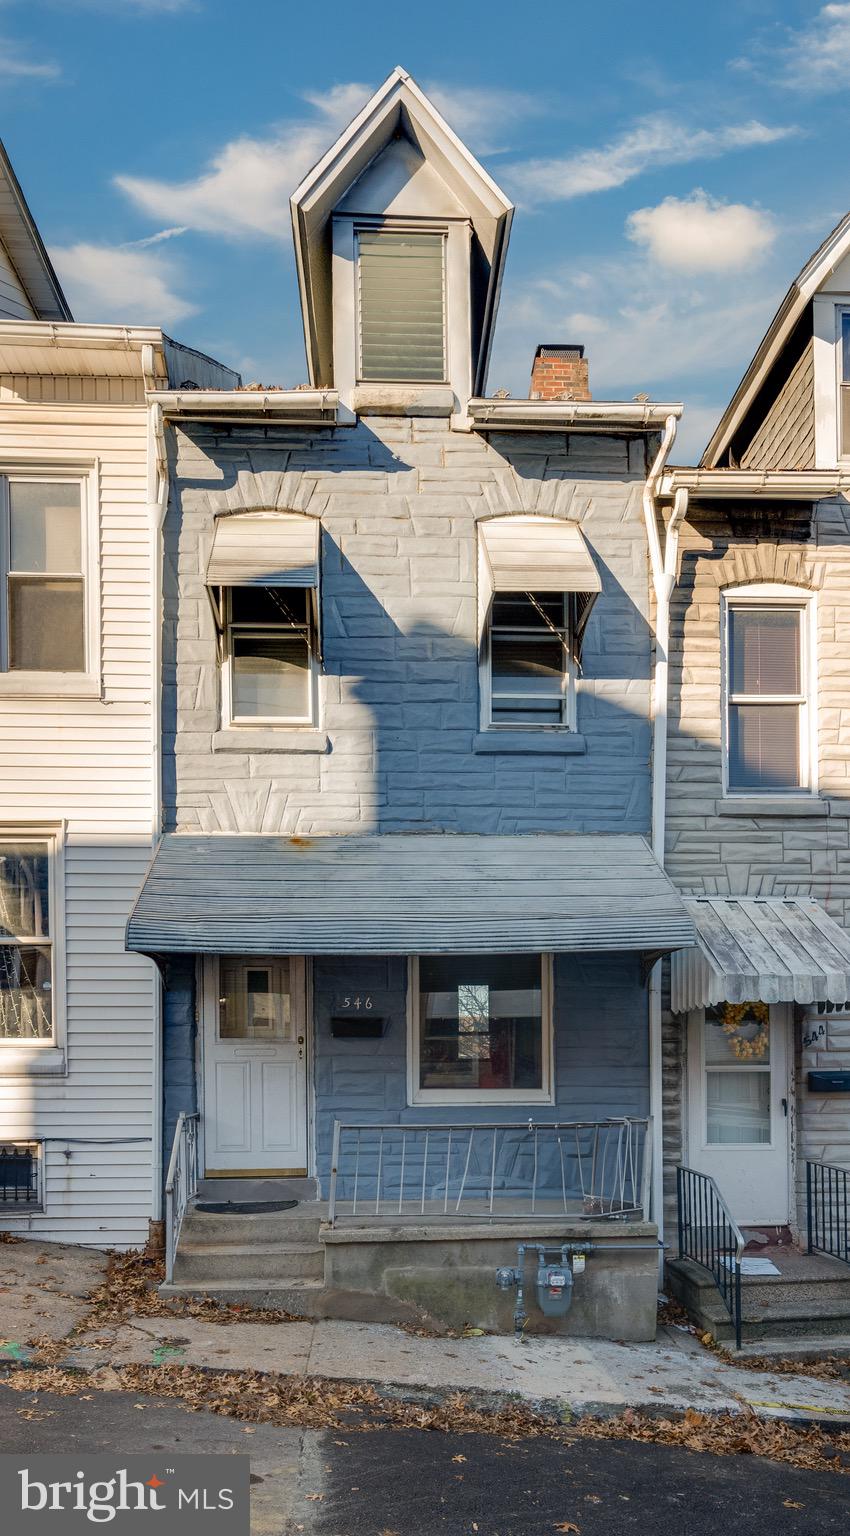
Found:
[341,996,373,1010]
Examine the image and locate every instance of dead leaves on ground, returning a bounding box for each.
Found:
[1,1365,849,1477]
[84,1249,302,1328]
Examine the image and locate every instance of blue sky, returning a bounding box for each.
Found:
[0,0,848,457]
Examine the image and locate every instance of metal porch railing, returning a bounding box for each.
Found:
[806,1159,850,1267]
[676,1166,744,1350]
[327,1117,652,1228]
[164,1111,199,1284]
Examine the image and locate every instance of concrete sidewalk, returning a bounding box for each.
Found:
[2,1238,850,1426]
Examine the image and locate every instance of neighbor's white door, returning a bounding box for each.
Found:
[687,1003,790,1226]
[203,955,308,1175]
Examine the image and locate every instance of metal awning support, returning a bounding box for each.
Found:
[126,832,696,958]
[670,897,850,1011]
[477,516,602,641]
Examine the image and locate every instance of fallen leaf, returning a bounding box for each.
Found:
[554,1525,580,1533]
[304,1494,324,1502]
[783,1502,804,1511]
[452,1454,467,1464]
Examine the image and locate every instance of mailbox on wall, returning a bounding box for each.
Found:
[807,1070,850,1093]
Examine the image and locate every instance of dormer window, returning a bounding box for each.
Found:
[357,228,446,384]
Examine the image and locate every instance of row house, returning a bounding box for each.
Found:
[0,140,237,1244]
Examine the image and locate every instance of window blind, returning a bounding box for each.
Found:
[358,229,446,383]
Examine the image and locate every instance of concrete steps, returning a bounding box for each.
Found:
[169,1199,327,1292]
[159,1278,327,1316]
[666,1250,850,1344]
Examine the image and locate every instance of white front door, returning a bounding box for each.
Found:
[202,954,308,1175]
[687,1003,790,1226]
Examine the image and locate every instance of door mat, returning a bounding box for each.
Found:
[196,1199,299,1215]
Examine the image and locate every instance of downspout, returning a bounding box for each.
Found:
[143,344,169,1228]
[641,414,688,1267]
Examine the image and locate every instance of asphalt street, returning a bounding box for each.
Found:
[0,1382,846,1535]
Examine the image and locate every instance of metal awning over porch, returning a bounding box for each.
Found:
[670,896,850,1010]
[126,833,696,956]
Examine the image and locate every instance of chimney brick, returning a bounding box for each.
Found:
[530,344,590,401]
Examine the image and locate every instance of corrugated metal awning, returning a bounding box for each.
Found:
[670,897,850,1010]
[206,512,320,587]
[126,833,696,957]
[477,517,601,638]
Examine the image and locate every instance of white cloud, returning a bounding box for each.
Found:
[738,3,850,92]
[0,35,59,77]
[51,240,196,326]
[626,191,776,272]
[115,84,373,242]
[507,114,798,203]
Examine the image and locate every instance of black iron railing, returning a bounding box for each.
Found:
[806,1160,850,1266]
[0,1143,39,1205]
[676,1165,743,1350]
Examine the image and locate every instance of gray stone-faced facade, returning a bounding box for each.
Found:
[159,413,660,1192]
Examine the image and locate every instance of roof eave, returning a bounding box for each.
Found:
[469,398,682,433]
[150,388,341,425]
[662,467,850,500]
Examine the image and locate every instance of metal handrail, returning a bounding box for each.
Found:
[164,1111,199,1284]
[676,1166,744,1350]
[328,1118,652,1228]
[806,1159,850,1266]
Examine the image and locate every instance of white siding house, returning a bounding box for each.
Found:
[0,145,237,1245]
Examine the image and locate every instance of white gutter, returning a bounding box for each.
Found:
[662,468,850,499]
[150,388,340,424]
[0,320,168,354]
[469,398,682,432]
[641,412,689,1266]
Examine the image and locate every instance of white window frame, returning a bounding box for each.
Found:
[354,221,448,387]
[407,953,554,1106]
[813,295,850,467]
[721,583,817,798]
[0,461,100,698]
[0,822,66,1075]
[221,587,319,729]
[480,592,577,732]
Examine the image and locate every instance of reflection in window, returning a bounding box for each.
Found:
[488,592,572,727]
[704,1006,771,1146]
[418,955,543,1094]
[0,844,52,1042]
[726,605,806,791]
[219,957,292,1040]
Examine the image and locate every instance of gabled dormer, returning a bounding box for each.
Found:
[290,67,514,420]
[703,211,850,472]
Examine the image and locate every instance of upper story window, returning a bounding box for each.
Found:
[224,586,317,726]
[723,587,813,794]
[0,841,54,1046]
[841,311,850,457]
[205,512,322,731]
[357,228,446,383]
[485,593,573,727]
[1,478,88,675]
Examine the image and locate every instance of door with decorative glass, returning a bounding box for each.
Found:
[687,1003,790,1226]
[202,955,308,1175]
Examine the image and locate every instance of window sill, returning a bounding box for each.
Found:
[718,795,828,817]
[0,674,101,700]
[0,1047,65,1076]
[212,727,329,754]
[473,731,586,756]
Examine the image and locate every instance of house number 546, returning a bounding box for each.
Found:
[341,996,373,1010]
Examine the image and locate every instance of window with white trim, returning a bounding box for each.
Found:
[1,477,89,674]
[483,592,574,728]
[0,842,54,1044]
[723,588,813,793]
[410,954,553,1104]
[840,309,850,458]
[357,227,447,383]
[223,586,318,726]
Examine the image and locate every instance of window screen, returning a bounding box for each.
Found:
[488,593,571,726]
[727,606,805,791]
[226,585,315,725]
[358,229,446,383]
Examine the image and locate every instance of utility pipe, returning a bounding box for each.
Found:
[641,415,689,1268]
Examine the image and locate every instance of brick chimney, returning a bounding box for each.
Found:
[530,344,590,401]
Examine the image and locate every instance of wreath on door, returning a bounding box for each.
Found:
[719,1000,770,1060]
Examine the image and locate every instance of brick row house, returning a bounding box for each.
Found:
[3,71,850,1343]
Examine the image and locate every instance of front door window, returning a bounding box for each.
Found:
[704,1005,771,1145]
